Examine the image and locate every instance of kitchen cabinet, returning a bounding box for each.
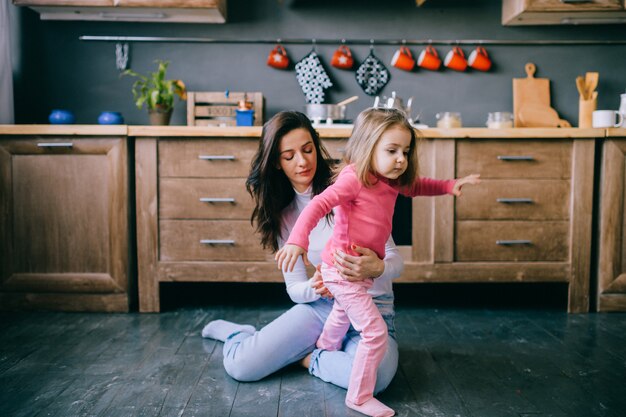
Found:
[597,130,626,312]
[0,128,130,312]
[133,127,277,312]
[400,131,598,313]
[502,0,626,25]
[132,126,599,313]
[12,0,227,23]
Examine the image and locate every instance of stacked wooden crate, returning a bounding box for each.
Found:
[187,91,264,126]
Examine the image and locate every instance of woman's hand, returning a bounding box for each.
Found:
[333,245,385,282]
[275,244,309,272]
[311,265,333,299]
[452,173,481,197]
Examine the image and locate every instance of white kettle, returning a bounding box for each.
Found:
[373,91,414,120]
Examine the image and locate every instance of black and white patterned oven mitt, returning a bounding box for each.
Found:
[295,51,333,104]
[355,51,390,96]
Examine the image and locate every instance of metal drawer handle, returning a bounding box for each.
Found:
[200,239,235,245]
[497,198,534,204]
[497,155,534,161]
[198,155,235,161]
[199,198,236,204]
[496,240,532,246]
[37,142,73,148]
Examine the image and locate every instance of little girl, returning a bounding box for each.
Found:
[276,108,480,417]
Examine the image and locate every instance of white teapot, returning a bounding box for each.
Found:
[373,91,414,119]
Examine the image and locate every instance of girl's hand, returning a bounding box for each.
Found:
[452,173,481,197]
[275,244,309,272]
[311,265,333,299]
[333,245,385,282]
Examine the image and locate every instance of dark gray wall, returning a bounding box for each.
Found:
[10,0,626,127]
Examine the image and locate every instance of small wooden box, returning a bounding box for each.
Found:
[187,91,264,126]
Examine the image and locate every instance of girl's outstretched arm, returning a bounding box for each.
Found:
[452,174,481,196]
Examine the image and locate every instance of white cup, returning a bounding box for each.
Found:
[592,110,624,128]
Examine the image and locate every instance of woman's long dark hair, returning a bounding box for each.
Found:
[246,111,333,252]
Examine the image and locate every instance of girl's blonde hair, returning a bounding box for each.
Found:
[344,107,420,187]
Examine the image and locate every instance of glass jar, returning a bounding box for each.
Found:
[436,112,462,128]
[486,112,513,129]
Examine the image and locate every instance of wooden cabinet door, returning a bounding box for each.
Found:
[0,138,128,310]
[597,139,626,311]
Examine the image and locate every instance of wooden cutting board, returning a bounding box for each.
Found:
[513,63,551,127]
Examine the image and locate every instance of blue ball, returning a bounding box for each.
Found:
[48,109,75,124]
[98,111,124,125]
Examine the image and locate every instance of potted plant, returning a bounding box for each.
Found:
[122,60,187,125]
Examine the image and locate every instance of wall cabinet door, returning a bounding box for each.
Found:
[502,0,626,25]
[12,0,227,23]
[0,138,129,312]
[597,139,626,311]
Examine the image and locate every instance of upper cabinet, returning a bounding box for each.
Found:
[502,0,626,25]
[12,0,227,23]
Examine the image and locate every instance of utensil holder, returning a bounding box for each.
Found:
[579,98,597,128]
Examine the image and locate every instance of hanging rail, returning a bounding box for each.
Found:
[79,36,626,46]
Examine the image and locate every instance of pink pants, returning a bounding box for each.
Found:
[316,264,388,405]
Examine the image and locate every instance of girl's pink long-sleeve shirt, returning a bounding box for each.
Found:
[287,164,456,267]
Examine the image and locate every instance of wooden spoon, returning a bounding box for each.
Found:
[335,95,359,107]
[585,72,599,96]
[576,76,587,100]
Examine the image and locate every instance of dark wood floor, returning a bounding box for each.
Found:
[1,306,624,417]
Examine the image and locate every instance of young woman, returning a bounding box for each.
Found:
[201,111,402,395]
[276,108,480,417]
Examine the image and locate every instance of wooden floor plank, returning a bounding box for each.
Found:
[180,336,238,417]
[278,367,326,417]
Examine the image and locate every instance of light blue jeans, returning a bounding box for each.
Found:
[222,295,398,395]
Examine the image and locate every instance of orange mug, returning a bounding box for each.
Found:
[468,46,492,72]
[391,46,415,71]
[331,45,354,70]
[417,45,441,71]
[267,45,289,70]
[444,46,467,72]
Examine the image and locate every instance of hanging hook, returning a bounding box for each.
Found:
[341,38,346,45]
[370,39,375,52]
[312,38,316,52]
[401,39,407,45]
[115,42,129,71]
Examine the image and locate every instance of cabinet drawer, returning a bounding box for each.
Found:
[456,221,569,262]
[456,179,570,220]
[159,178,253,219]
[457,140,571,179]
[160,220,268,261]
[159,139,258,178]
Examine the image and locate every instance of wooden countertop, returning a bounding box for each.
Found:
[0,124,127,136]
[0,124,616,138]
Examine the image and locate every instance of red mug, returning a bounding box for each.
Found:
[391,46,415,71]
[417,45,441,71]
[444,46,467,72]
[267,45,289,70]
[468,46,492,72]
[331,45,354,70]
